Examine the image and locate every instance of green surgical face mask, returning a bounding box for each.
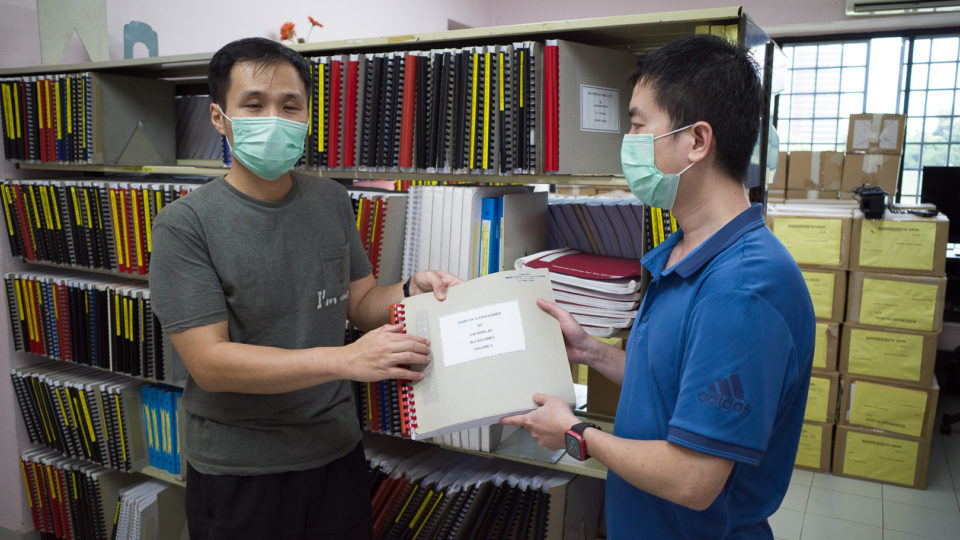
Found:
[218,104,308,180]
[621,125,694,210]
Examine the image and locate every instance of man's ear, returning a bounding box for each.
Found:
[687,121,713,164]
[210,102,228,138]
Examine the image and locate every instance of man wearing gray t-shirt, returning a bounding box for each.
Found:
[149,38,459,540]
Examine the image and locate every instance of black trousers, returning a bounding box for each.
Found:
[185,442,373,540]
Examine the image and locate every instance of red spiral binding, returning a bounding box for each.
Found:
[390,303,417,437]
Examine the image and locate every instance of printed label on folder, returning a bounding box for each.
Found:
[438,300,526,367]
[579,85,619,133]
[859,279,938,331]
[813,323,828,369]
[859,220,936,271]
[848,380,927,437]
[848,328,923,382]
[802,271,836,319]
[843,431,918,486]
[773,218,842,266]
[804,376,831,422]
[795,424,823,469]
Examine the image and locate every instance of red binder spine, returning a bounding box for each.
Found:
[12,185,36,260]
[343,56,359,168]
[20,458,42,533]
[33,462,52,534]
[328,57,342,169]
[544,40,559,172]
[399,54,417,169]
[45,78,56,163]
[389,303,416,438]
[56,280,72,361]
[124,186,137,274]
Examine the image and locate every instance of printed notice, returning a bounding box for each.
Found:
[773,218,842,266]
[859,278,938,331]
[801,271,836,320]
[859,220,936,271]
[580,85,620,133]
[795,424,823,469]
[848,328,924,382]
[849,380,928,437]
[804,376,832,423]
[438,300,526,368]
[812,323,828,369]
[843,431,918,486]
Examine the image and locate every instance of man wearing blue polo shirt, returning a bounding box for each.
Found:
[502,35,815,538]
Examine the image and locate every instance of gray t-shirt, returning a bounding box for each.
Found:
[149,172,372,475]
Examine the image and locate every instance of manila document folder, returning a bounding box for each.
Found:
[400,268,575,440]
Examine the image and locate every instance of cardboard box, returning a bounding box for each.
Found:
[846,272,948,332]
[788,151,845,190]
[786,189,839,200]
[839,375,939,439]
[585,336,624,417]
[846,113,907,155]
[805,371,839,423]
[839,324,939,386]
[833,424,930,489]
[800,269,847,322]
[838,192,857,200]
[767,189,786,203]
[849,211,950,277]
[771,151,788,189]
[841,153,901,195]
[767,206,853,269]
[812,322,840,372]
[795,421,834,473]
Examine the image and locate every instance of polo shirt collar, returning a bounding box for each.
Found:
[641,203,766,280]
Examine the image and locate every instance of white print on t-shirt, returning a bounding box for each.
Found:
[317,289,349,310]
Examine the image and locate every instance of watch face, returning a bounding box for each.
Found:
[565,432,583,460]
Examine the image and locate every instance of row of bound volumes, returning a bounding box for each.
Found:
[299,38,635,176]
[0,73,176,165]
[141,384,182,476]
[0,179,199,274]
[20,448,185,540]
[400,185,546,281]
[546,196,646,260]
[365,435,604,540]
[349,190,408,285]
[644,205,678,252]
[3,272,183,383]
[11,361,149,472]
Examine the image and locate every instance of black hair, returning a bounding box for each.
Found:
[208,37,312,112]
[630,34,762,184]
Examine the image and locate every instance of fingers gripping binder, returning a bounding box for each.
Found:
[389,303,416,438]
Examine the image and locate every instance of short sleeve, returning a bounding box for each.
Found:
[149,211,228,334]
[666,290,795,465]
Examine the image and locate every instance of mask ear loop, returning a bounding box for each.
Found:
[654,123,695,140]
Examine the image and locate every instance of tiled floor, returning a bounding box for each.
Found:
[770,392,960,540]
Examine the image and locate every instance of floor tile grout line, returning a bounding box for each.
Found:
[807,483,883,500]
[803,507,884,529]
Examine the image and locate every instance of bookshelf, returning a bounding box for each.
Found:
[0,5,774,529]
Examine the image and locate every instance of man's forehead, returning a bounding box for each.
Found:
[227,60,306,95]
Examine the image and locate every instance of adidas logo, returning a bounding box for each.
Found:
[697,373,750,416]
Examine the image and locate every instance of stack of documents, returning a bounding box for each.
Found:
[516,248,643,337]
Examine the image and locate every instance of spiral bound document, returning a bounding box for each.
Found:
[389,268,575,440]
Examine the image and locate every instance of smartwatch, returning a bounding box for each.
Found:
[564,421,602,461]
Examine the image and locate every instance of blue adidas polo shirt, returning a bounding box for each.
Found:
[607,203,815,539]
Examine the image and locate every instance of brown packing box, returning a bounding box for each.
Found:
[794,421,834,473]
[846,113,907,155]
[805,371,839,423]
[585,336,624,417]
[833,424,930,489]
[786,189,839,200]
[812,322,840,372]
[767,189,786,203]
[766,205,853,269]
[849,211,950,277]
[841,153,901,195]
[771,151,788,189]
[838,375,939,439]
[787,151,845,190]
[846,272,948,333]
[839,324,938,386]
[838,192,857,200]
[800,269,847,322]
